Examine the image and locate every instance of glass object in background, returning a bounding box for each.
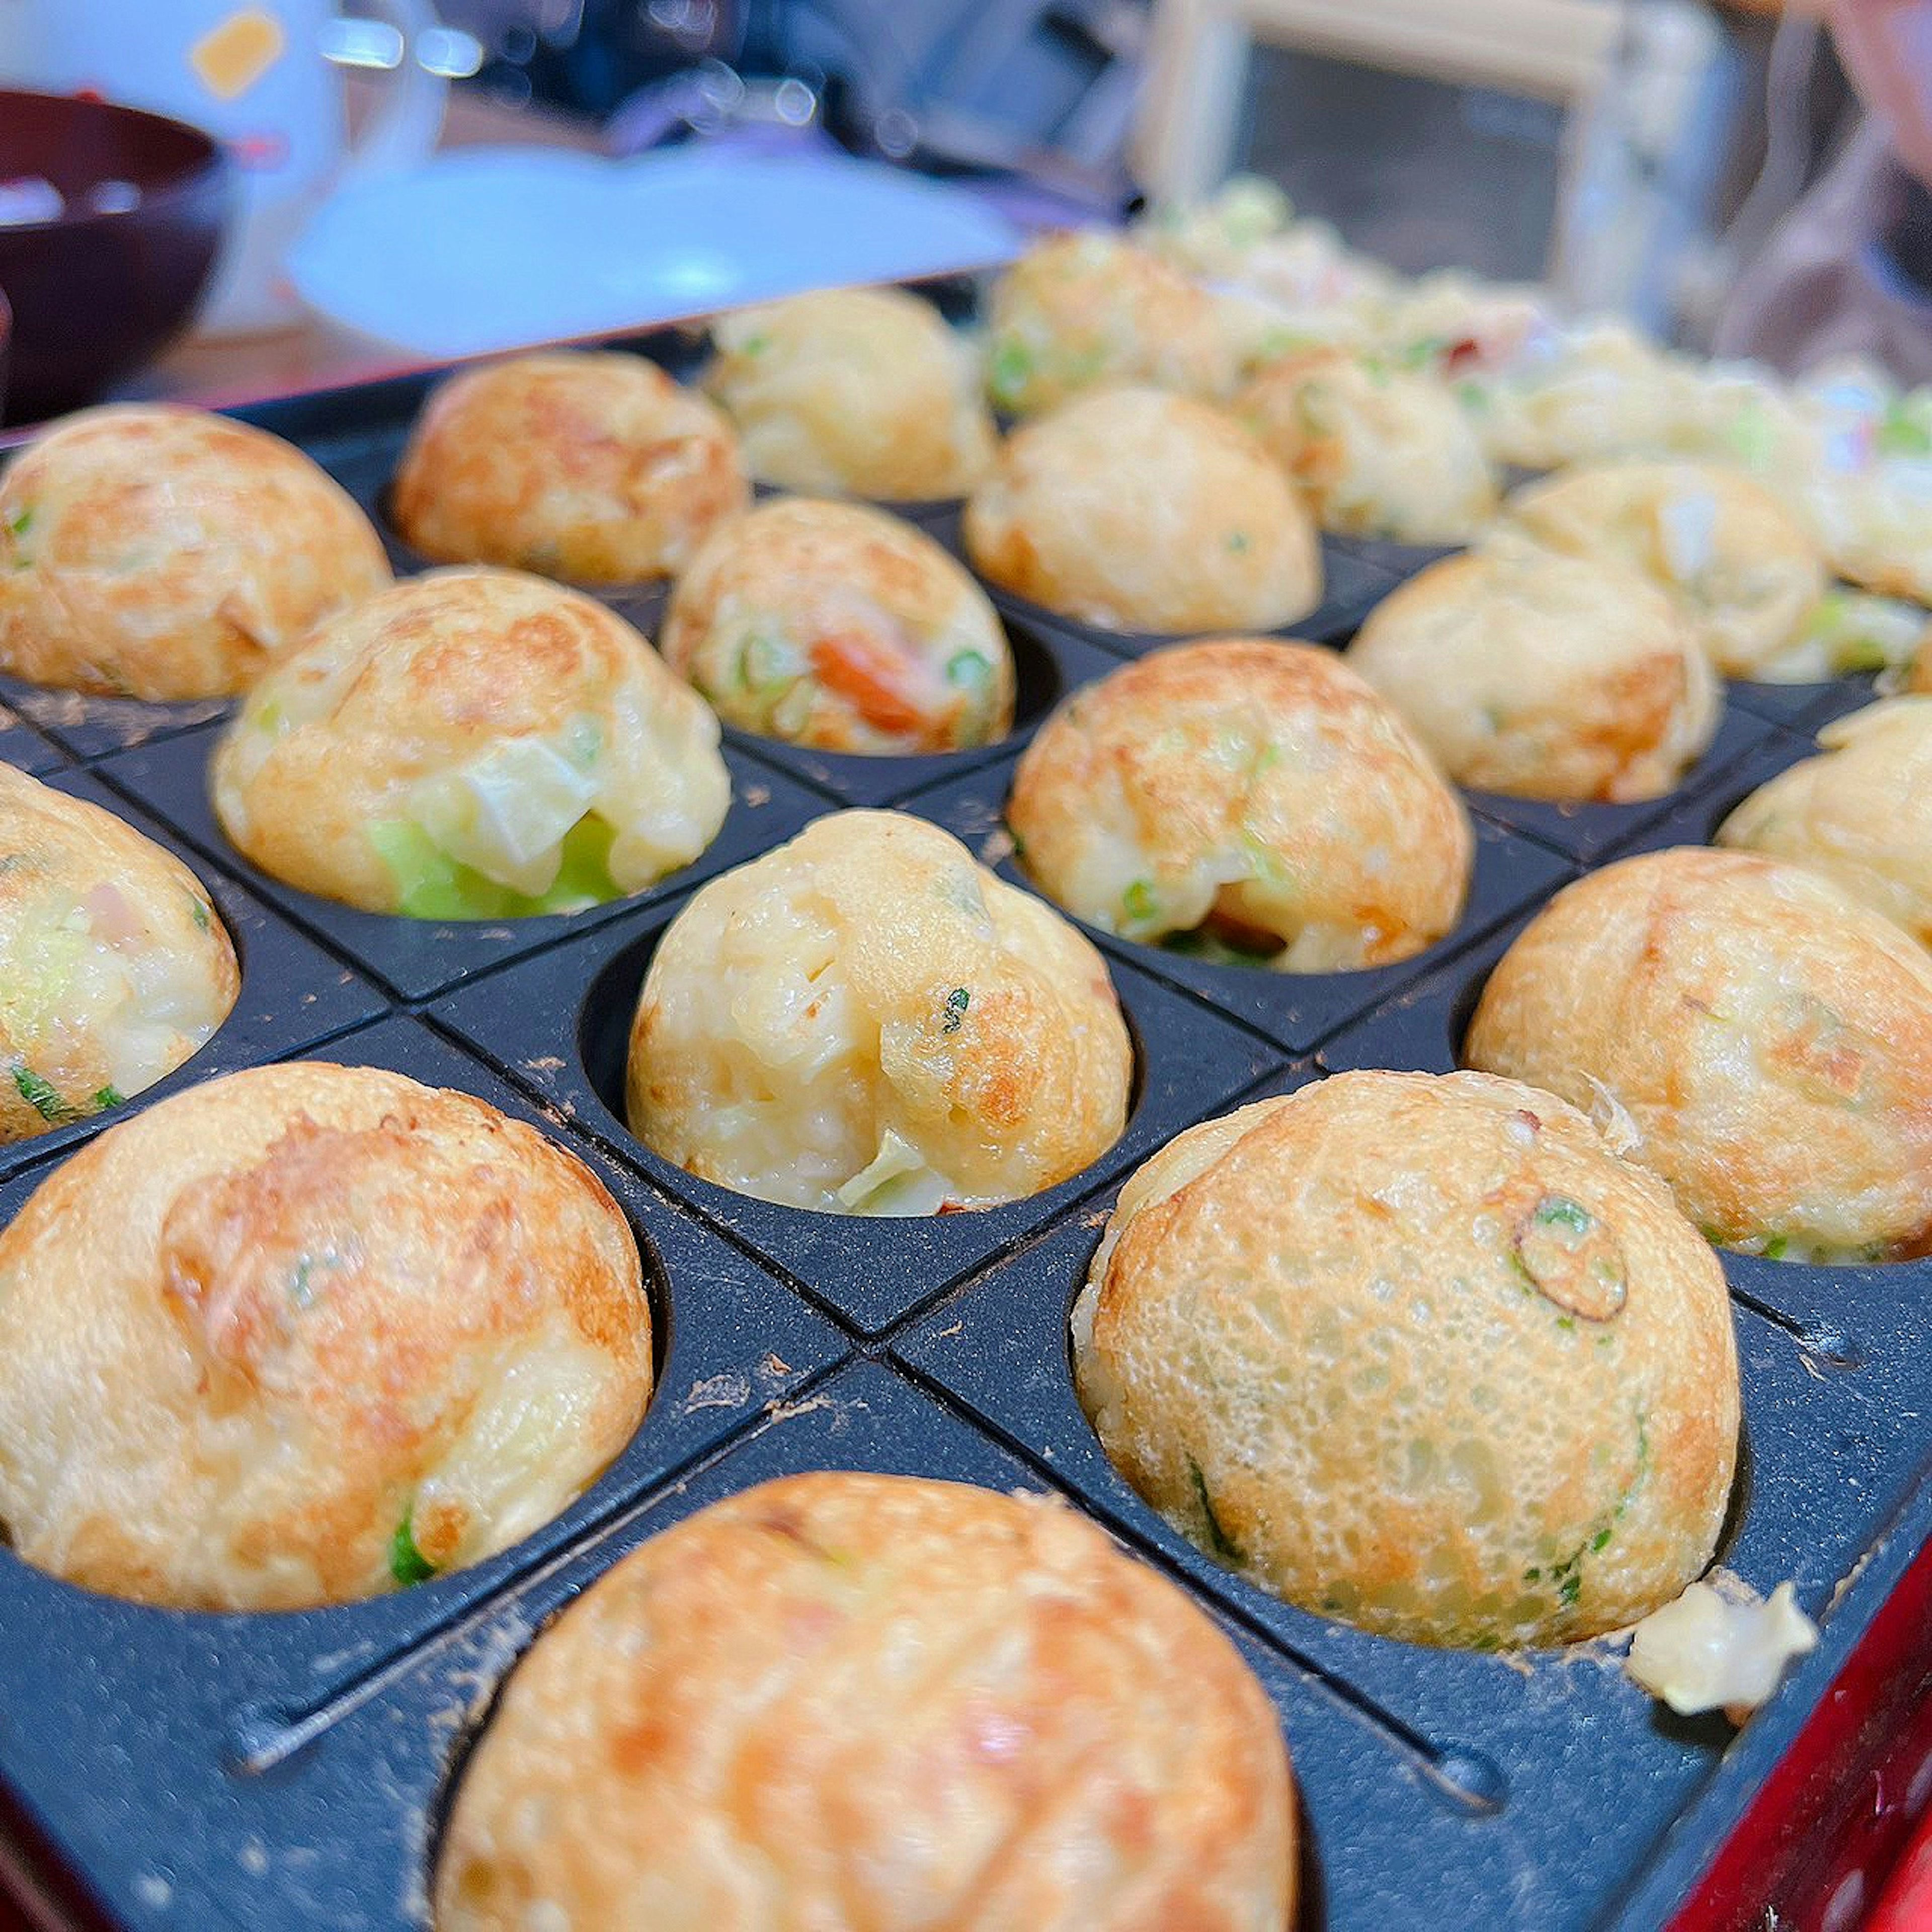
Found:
[0,0,450,334]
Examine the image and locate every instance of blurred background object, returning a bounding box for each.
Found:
[0,1,449,335]
[0,91,231,422]
[0,0,1923,416]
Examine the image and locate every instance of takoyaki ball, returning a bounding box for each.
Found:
[1235,347,1499,542]
[985,229,1237,417]
[963,387,1322,635]
[211,568,729,919]
[1466,847,1932,1262]
[434,1473,1296,1932]
[1075,1070,1738,1648]
[1008,639,1471,971]
[0,404,391,701]
[0,1063,652,1610]
[1474,319,1681,471]
[1505,460,1831,680]
[658,498,1014,755]
[627,810,1132,1215]
[1346,542,1719,802]
[391,352,748,584]
[1719,699,1932,947]
[0,763,237,1142]
[703,287,998,501]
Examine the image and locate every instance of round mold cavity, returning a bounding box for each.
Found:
[1456,928,1932,1270]
[372,480,675,637]
[707,614,1063,769]
[578,908,1148,1219]
[1060,1158,1753,1655]
[1002,806,1469,987]
[0,1111,671,1620]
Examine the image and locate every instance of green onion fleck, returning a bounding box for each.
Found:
[12,1067,70,1123]
[187,896,211,933]
[1878,406,1932,459]
[1122,878,1157,924]
[1227,530,1250,553]
[91,1085,124,1114]
[1533,1195,1593,1238]
[7,506,31,539]
[289,1257,317,1310]
[1187,1456,1243,1563]
[945,651,990,688]
[942,986,971,1034]
[388,1506,438,1588]
[741,332,772,358]
[1763,1234,1790,1262]
[989,339,1032,407]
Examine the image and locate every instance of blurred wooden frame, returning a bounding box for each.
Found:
[1134,0,1626,202]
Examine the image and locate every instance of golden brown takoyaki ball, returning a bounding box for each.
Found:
[1074,1069,1739,1647]
[1504,460,1830,681]
[0,1063,652,1609]
[0,404,391,701]
[1718,699,1932,947]
[211,568,729,919]
[703,287,998,501]
[1346,541,1719,802]
[392,352,748,583]
[1466,847,1932,1261]
[627,810,1132,1214]
[434,1472,1296,1932]
[985,229,1237,417]
[963,387,1322,635]
[1235,347,1499,542]
[658,498,1015,755]
[1008,639,1471,970]
[0,763,236,1143]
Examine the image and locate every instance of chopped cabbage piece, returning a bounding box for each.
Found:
[1797,589,1931,676]
[835,1128,953,1216]
[368,814,622,921]
[1655,490,1717,586]
[409,737,601,897]
[1625,1579,1818,1721]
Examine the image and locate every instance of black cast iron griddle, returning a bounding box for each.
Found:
[0,279,1916,1931]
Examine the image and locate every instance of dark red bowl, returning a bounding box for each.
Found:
[0,89,234,425]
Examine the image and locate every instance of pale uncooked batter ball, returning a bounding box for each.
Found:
[0,1063,652,1610]
[435,1473,1296,1932]
[0,763,237,1143]
[1719,699,1932,947]
[1235,347,1499,542]
[1074,1069,1739,1647]
[212,568,730,919]
[392,351,748,583]
[658,498,1015,755]
[963,387,1322,635]
[1347,541,1719,802]
[1466,847,1932,1261]
[703,287,998,501]
[1008,638,1471,970]
[627,810,1132,1214]
[985,229,1237,416]
[0,404,391,700]
[1505,460,1831,681]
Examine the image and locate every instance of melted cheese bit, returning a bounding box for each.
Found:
[1625,1579,1818,1722]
